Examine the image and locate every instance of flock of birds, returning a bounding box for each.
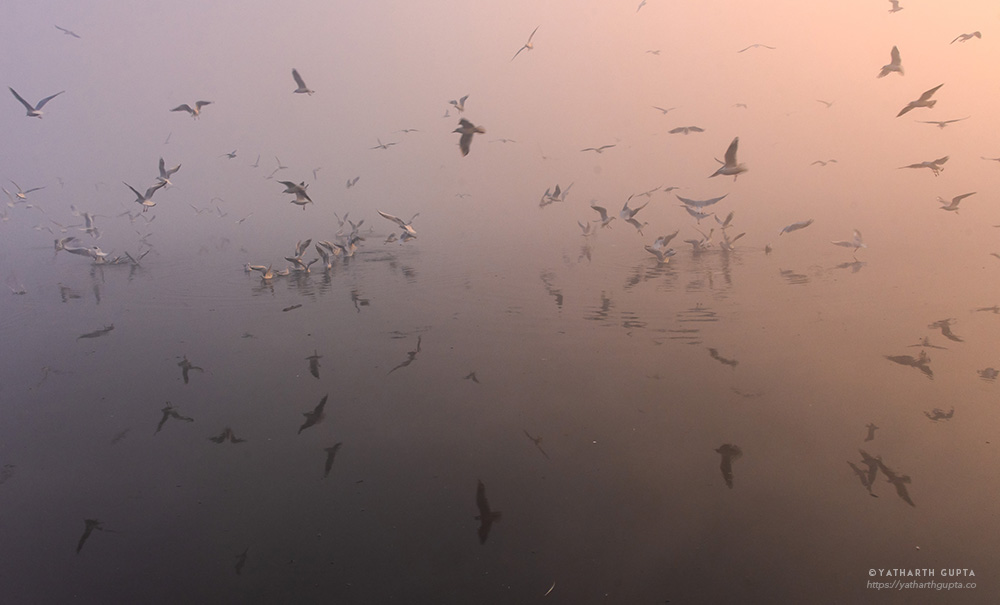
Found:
[2,3,998,597]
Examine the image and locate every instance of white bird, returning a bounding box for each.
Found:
[644,245,676,263]
[9,87,64,118]
[779,219,814,235]
[831,229,866,252]
[248,264,275,281]
[454,118,485,156]
[677,193,728,208]
[511,26,540,61]
[157,158,181,186]
[951,31,981,44]
[877,46,903,78]
[620,198,649,221]
[709,137,747,180]
[737,43,776,53]
[291,68,314,94]
[917,117,969,129]
[8,180,45,202]
[720,231,745,252]
[449,95,468,113]
[591,204,616,229]
[888,0,903,12]
[669,126,704,135]
[124,181,166,212]
[278,180,312,203]
[899,156,949,176]
[377,209,419,237]
[680,205,713,223]
[896,84,943,117]
[684,228,714,250]
[71,206,101,239]
[650,231,679,250]
[938,192,976,212]
[170,101,212,118]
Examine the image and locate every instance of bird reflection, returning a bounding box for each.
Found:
[178,356,204,384]
[877,460,915,507]
[884,350,933,379]
[707,347,738,367]
[77,324,114,340]
[907,336,946,350]
[923,408,954,421]
[847,462,876,496]
[388,336,422,374]
[323,443,343,478]
[978,368,998,381]
[299,394,329,434]
[76,519,104,554]
[475,480,502,544]
[928,318,962,342]
[864,423,878,442]
[307,350,322,379]
[209,427,247,444]
[156,403,194,434]
[235,547,249,576]
[715,444,742,488]
[523,430,550,459]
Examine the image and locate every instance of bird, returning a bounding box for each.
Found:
[810,159,838,166]
[8,180,45,201]
[884,350,933,379]
[9,87,64,118]
[887,0,902,12]
[76,519,104,554]
[449,95,468,113]
[847,462,875,494]
[938,191,976,212]
[681,205,713,223]
[636,0,647,11]
[864,423,878,442]
[644,245,676,263]
[684,227,714,250]
[877,46,904,78]
[928,319,963,342]
[377,209,418,238]
[924,408,954,421]
[523,430,549,459]
[234,547,249,576]
[916,116,969,129]
[323,443,343,478]
[581,145,616,153]
[511,26,540,61]
[221,150,237,159]
[454,119,485,156]
[298,394,329,434]
[877,461,915,507]
[54,25,81,38]
[370,138,397,150]
[778,219,814,235]
[475,480,502,544]
[708,348,738,367]
[155,403,194,434]
[124,181,166,212]
[899,156,949,176]
[590,204,616,229]
[816,99,834,108]
[652,106,675,114]
[209,427,246,444]
[737,43,776,52]
[715,444,742,488]
[157,158,181,186]
[248,265,275,281]
[306,350,322,378]
[177,356,203,384]
[291,68,314,94]
[831,229,866,253]
[720,231,745,252]
[677,193,727,209]
[388,336,422,374]
[669,126,705,135]
[346,176,360,188]
[279,180,313,209]
[170,101,212,118]
[896,84,943,117]
[709,137,747,179]
[951,31,981,44]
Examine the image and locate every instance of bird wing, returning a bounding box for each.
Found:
[890,45,900,65]
[34,91,64,109]
[591,205,609,220]
[292,68,307,89]
[171,104,194,114]
[459,133,473,156]
[377,209,405,228]
[526,25,539,43]
[723,137,739,166]
[917,84,944,102]
[144,182,166,198]
[953,191,976,203]
[8,87,34,111]
[195,100,212,109]
[677,193,727,208]
[123,182,142,198]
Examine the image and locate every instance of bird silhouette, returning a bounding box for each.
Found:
[715,444,742,488]
[475,480,502,544]
[178,356,203,384]
[156,403,194,434]
[76,519,103,554]
[388,336,422,374]
[323,443,343,478]
[307,350,322,379]
[298,394,329,434]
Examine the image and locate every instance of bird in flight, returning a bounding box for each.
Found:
[651,106,675,114]
[877,46,903,78]
[475,480,502,544]
[899,155,948,176]
[298,394,329,434]
[938,191,976,213]
[124,181,166,212]
[511,26,540,61]
[9,87,64,118]
[669,126,704,135]
[377,209,419,239]
[896,84,943,117]
[715,444,742,488]
[323,443,343,478]
[917,116,969,129]
[951,31,981,44]
[54,25,81,38]
[157,157,181,186]
[581,144,616,153]
[170,100,212,118]
[291,68,314,94]
[887,0,902,13]
[737,43,775,53]
[709,137,747,179]
[449,95,468,113]
[454,119,485,156]
[778,219,814,235]
[370,138,397,150]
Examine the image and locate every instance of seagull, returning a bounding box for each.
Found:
[76,519,104,554]
[669,126,705,135]
[323,443,343,478]
[291,68,314,94]
[888,0,903,12]
[816,99,834,108]
[177,356,203,384]
[644,245,676,263]
[896,84,943,117]
[981,156,1000,163]
[124,181,166,212]
[677,193,727,208]
[307,350,322,378]
[511,26,539,61]
[590,204,616,228]
[209,427,247,444]
[9,87,64,118]
[684,227,714,250]
[951,31,981,44]
[737,44,776,52]
[899,156,949,176]
[917,116,969,129]
[157,158,181,186]
[709,137,747,179]
[581,144,616,153]
[884,350,933,379]
[388,336,422,374]
[831,229,866,253]
[865,423,878,442]
[715,444,742,488]
[810,159,838,166]
[680,205,714,223]
[54,25,81,38]
[220,150,237,159]
[877,461,915,507]
[278,180,312,207]
[170,100,212,118]
[454,118,485,156]
[298,394,329,434]
[8,180,45,201]
[620,198,648,222]
[877,46,904,79]
[636,0,647,11]
[155,403,194,434]
[720,231,745,252]
[475,479,502,544]
[938,191,976,212]
[652,106,676,114]
[370,138,397,150]
[248,264,275,281]
[449,95,468,113]
[346,176,360,188]
[928,318,963,342]
[778,219,814,235]
[377,209,418,237]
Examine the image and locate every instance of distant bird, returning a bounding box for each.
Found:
[928,318,963,342]
[157,157,181,186]
[449,95,468,113]
[590,204,616,229]
[644,244,676,263]
[715,444,742,488]
[951,31,981,44]
[652,106,676,114]
[221,150,237,159]
[877,460,915,507]
[737,43,776,52]
[669,126,704,135]
[209,427,246,444]
[346,176,360,188]
[810,159,838,166]
[9,87,64,118]
[278,180,313,208]
[170,100,212,118]
[645,49,660,55]
[124,181,166,212]
[884,350,933,379]
[298,394,329,434]
[864,423,878,442]
[370,138,397,150]
[235,547,249,576]
[816,99,834,108]
[454,119,485,156]
[388,336,422,374]
[907,336,947,350]
[899,155,949,176]
[377,209,419,238]
[924,408,954,421]
[323,443,343,478]
[887,0,902,12]
[709,137,747,179]
[779,219,813,235]
[155,403,194,434]
[306,350,322,378]
[291,68,314,94]
[859,450,882,489]
[938,191,976,212]
[76,519,103,554]
[9,180,45,201]
[177,356,203,384]
[465,371,480,383]
[708,347,738,367]
[475,480,502,544]
[847,462,874,494]
[917,116,968,129]
[511,26,540,61]
[54,25,81,38]
[896,84,943,117]
[681,205,714,223]
[523,430,549,459]
[636,0,647,11]
[677,193,727,209]
[981,156,1000,163]
[877,46,904,78]
[581,144,617,154]
[831,229,866,254]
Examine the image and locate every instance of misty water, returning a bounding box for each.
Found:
[2,1,999,603]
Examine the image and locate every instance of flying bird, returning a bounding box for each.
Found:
[475,480,502,544]
[715,444,742,488]
[887,0,903,12]
[917,116,969,129]
[291,68,314,94]
[669,126,705,135]
[590,204,616,229]
[323,443,343,478]
[865,423,878,442]
[170,100,212,118]
[581,145,616,153]
[652,106,676,115]
[9,87,64,118]
[54,25,81,38]
[884,350,933,379]
[370,138,397,150]
[298,394,329,434]
[928,318,963,342]
[709,137,747,179]
[511,26,540,61]
[677,193,727,208]
[831,229,866,253]
[76,519,104,554]
[177,356,203,384]
[377,209,419,238]
[951,31,981,44]
[155,403,194,434]
[454,119,485,156]
[778,219,814,235]
[896,84,943,117]
[157,158,181,186]
[737,44,776,52]
[938,191,976,212]
[899,156,948,176]
[449,95,468,113]
[124,181,166,212]
[388,336,422,373]
[306,350,322,378]
[877,46,904,78]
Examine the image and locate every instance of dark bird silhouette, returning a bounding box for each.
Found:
[847,461,875,495]
[235,547,249,576]
[924,408,954,421]
[928,319,962,342]
[178,356,203,384]
[76,519,103,554]
[298,394,329,434]
[209,427,246,444]
[307,350,322,379]
[475,480,502,544]
[877,460,915,507]
[715,444,742,488]
[669,126,705,135]
[464,371,480,383]
[388,336,422,374]
[156,403,194,434]
[884,350,933,379]
[77,324,114,339]
[54,25,81,38]
[323,443,343,478]
[707,347,738,367]
[907,336,947,350]
[864,423,878,442]
[454,119,485,156]
[523,430,550,459]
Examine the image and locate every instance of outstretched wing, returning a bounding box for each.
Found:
[8,87,35,111]
[34,91,64,109]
